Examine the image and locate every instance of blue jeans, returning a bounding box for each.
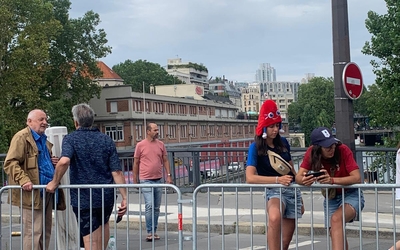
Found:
[266,187,303,219]
[323,189,365,228]
[140,179,162,234]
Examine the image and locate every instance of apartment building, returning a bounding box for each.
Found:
[241,83,260,113]
[166,58,209,91]
[255,63,276,82]
[259,81,300,124]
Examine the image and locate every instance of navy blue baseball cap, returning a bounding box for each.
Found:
[310,127,340,147]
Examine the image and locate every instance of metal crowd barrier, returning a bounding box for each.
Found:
[0,184,183,250]
[191,183,400,250]
[2,183,400,249]
[0,146,398,190]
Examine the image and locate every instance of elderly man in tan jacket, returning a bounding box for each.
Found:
[4,109,65,250]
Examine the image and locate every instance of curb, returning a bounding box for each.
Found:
[3,215,399,239]
[108,218,400,239]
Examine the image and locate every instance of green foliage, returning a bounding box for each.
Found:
[112,59,185,93]
[0,0,111,151]
[168,62,208,73]
[0,0,62,150]
[47,99,75,132]
[287,77,335,145]
[364,140,396,183]
[362,1,400,128]
[352,85,370,117]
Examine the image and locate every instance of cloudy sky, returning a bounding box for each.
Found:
[69,0,387,85]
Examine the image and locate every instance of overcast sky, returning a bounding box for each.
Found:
[69,0,387,85]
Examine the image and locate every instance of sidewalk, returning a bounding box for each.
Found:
[2,190,400,238]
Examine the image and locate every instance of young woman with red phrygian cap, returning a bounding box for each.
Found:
[245,100,304,250]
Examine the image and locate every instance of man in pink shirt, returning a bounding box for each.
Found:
[133,123,173,242]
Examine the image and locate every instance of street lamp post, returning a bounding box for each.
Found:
[142,81,146,126]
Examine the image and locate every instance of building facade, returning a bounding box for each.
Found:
[166,58,209,91]
[89,85,257,150]
[255,63,276,82]
[153,84,205,100]
[241,83,260,114]
[259,81,300,124]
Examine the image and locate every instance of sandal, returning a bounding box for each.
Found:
[145,234,153,242]
[153,234,160,240]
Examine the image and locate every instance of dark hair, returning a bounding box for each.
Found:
[310,141,342,172]
[146,122,156,131]
[255,133,287,156]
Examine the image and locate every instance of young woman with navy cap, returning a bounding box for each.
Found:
[295,127,365,250]
[246,100,304,250]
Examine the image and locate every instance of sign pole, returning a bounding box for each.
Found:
[332,0,356,155]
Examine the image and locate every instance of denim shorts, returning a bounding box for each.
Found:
[323,189,365,228]
[73,205,114,236]
[265,187,303,219]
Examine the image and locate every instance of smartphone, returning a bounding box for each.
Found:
[305,171,324,178]
[116,216,123,223]
[116,208,123,223]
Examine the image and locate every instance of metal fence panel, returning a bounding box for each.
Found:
[191,183,400,250]
[0,184,183,250]
[0,147,398,190]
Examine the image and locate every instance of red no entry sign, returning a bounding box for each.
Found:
[342,62,363,100]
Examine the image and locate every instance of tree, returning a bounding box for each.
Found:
[112,59,185,93]
[0,0,111,152]
[362,1,400,128]
[0,0,62,152]
[43,0,111,131]
[353,85,370,117]
[362,84,390,127]
[287,77,335,145]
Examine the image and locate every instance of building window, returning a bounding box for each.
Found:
[200,125,207,137]
[135,125,143,140]
[189,106,197,115]
[180,125,187,138]
[232,125,236,134]
[217,125,222,135]
[179,105,186,115]
[158,124,164,139]
[189,125,197,138]
[215,109,221,118]
[167,125,177,138]
[209,125,215,137]
[224,125,229,135]
[134,101,142,111]
[105,125,124,141]
[110,102,117,113]
[167,103,176,114]
[221,109,228,118]
[238,126,243,135]
[153,102,164,113]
